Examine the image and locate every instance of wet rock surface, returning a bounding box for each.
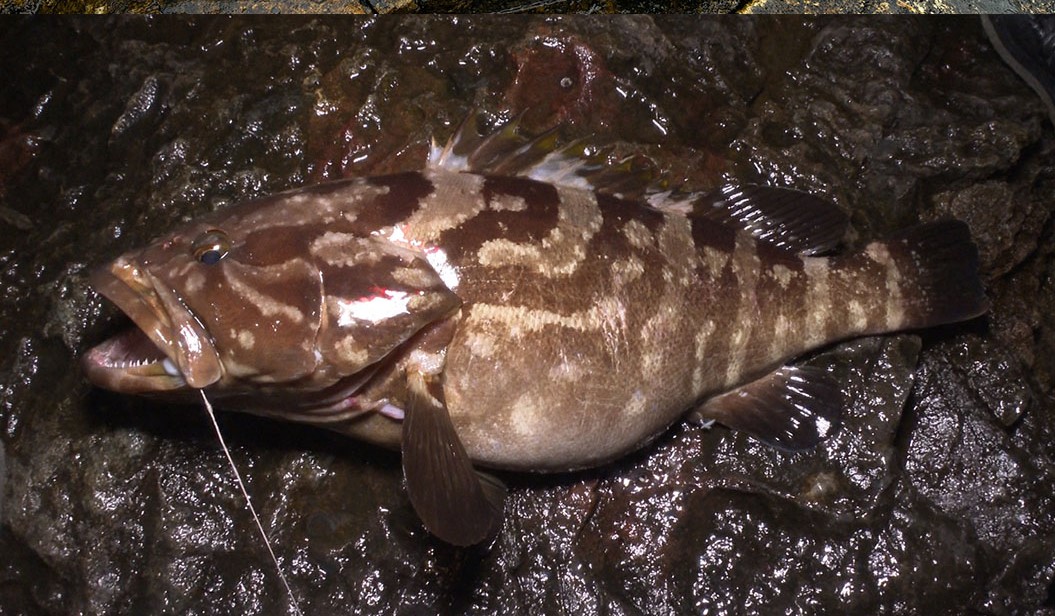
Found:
[1,16,1054,615]
[4,0,1048,14]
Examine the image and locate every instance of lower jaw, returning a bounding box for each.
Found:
[81,361,188,394]
[82,326,189,393]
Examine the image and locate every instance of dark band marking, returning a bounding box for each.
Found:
[438,175,561,262]
[361,172,435,229]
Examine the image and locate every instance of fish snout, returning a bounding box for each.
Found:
[84,260,223,392]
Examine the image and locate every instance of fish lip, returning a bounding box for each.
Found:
[83,259,223,392]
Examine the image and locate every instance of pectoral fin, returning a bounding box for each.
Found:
[401,371,505,545]
[693,365,843,451]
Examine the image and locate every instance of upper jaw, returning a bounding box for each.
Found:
[82,258,223,392]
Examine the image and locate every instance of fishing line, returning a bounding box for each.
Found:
[198,389,304,616]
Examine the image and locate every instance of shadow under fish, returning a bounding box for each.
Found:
[81,114,988,546]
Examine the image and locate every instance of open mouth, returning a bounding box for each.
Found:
[82,259,223,393]
[82,325,184,389]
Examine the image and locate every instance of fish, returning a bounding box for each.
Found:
[82,116,988,545]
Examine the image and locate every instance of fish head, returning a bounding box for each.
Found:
[82,179,461,400]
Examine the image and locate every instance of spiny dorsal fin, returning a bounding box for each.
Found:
[430,114,849,254]
[401,371,505,546]
[680,185,850,256]
[429,111,563,175]
[693,365,843,451]
[429,111,661,197]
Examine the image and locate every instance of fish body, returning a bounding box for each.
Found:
[83,128,987,544]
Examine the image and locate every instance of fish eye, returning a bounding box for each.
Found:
[192,229,231,265]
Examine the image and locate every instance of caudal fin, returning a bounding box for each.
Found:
[885,221,988,329]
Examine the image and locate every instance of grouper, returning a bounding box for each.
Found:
[82,118,988,545]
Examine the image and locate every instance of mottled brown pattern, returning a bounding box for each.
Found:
[181,256,321,384]
[84,167,984,474]
[748,242,811,376]
[437,175,561,263]
[240,223,336,267]
[446,190,664,314]
[361,172,435,229]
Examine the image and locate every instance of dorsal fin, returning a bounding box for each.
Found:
[429,111,563,176]
[429,114,849,256]
[429,111,661,198]
[657,184,850,256]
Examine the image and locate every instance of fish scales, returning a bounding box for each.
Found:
[83,129,987,545]
[264,169,910,470]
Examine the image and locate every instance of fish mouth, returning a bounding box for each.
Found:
[82,259,223,393]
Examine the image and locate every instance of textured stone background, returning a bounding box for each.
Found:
[2,0,1051,14]
[1,16,1053,615]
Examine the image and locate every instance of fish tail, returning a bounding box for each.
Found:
[840,220,988,334]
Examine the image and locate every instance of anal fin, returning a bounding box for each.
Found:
[401,371,505,546]
[693,365,843,451]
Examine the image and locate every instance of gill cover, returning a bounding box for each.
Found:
[312,234,462,376]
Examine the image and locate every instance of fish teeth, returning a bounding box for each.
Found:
[113,358,146,368]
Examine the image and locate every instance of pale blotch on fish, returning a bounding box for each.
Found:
[392,265,440,288]
[699,244,730,277]
[82,117,988,549]
[621,219,654,250]
[489,193,528,212]
[639,310,672,383]
[848,301,868,331]
[309,232,379,267]
[333,336,370,367]
[802,259,832,346]
[221,356,259,379]
[236,330,254,350]
[547,357,586,382]
[692,320,718,392]
[477,188,601,276]
[403,171,487,242]
[510,390,549,438]
[465,330,497,360]
[468,301,626,340]
[626,389,648,417]
[770,263,794,289]
[185,270,205,293]
[610,256,644,286]
[771,315,791,360]
[224,266,306,323]
[407,349,445,376]
[882,266,906,329]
